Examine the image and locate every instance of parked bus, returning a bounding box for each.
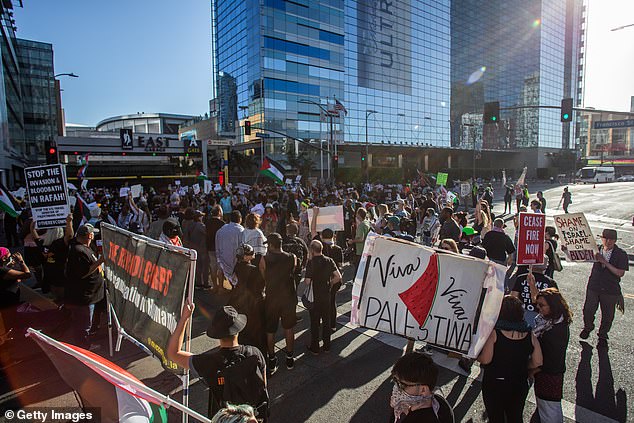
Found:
[577,166,615,183]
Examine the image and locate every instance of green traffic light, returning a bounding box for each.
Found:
[492,116,497,122]
[563,114,569,120]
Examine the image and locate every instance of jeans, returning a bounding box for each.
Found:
[330,282,341,330]
[309,299,331,349]
[582,288,619,339]
[536,398,563,423]
[208,251,220,288]
[65,303,95,348]
[482,376,529,423]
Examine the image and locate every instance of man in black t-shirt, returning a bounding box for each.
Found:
[305,240,342,354]
[482,218,515,265]
[64,224,105,348]
[167,304,268,419]
[259,232,297,374]
[282,222,308,288]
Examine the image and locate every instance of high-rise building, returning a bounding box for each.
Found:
[17,38,57,161]
[211,0,585,175]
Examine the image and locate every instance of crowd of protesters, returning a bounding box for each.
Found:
[0,175,628,423]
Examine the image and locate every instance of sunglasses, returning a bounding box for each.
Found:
[392,377,423,391]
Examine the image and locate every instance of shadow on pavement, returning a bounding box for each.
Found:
[575,340,628,422]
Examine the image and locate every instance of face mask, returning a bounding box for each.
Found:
[390,383,433,420]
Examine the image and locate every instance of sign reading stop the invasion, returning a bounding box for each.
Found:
[516,212,545,265]
[24,164,70,229]
[553,213,598,262]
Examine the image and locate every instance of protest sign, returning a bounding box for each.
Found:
[436,172,448,186]
[516,212,545,265]
[119,187,130,197]
[101,223,191,374]
[351,235,505,357]
[236,183,251,193]
[130,184,143,198]
[192,184,200,195]
[214,183,222,192]
[285,178,292,185]
[204,180,213,194]
[307,205,344,232]
[554,213,598,262]
[175,180,181,186]
[514,167,527,196]
[24,164,70,229]
[446,191,457,205]
[460,183,470,197]
[295,175,302,182]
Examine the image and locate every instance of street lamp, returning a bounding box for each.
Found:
[55,73,79,78]
[299,99,336,181]
[365,109,377,184]
[54,73,79,137]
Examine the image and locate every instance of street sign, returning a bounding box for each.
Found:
[206,139,232,146]
[255,132,270,138]
[593,119,634,129]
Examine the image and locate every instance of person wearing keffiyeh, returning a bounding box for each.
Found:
[532,288,573,423]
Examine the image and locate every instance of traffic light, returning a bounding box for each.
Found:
[218,170,224,186]
[483,102,500,124]
[361,153,367,168]
[561,98,573,122]
[244,120,251,136]
[333,154,338,169]
[45,140,58,164]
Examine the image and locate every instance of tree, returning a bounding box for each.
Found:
[283,143,314,179]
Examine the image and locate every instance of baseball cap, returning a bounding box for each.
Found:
[493,218,506,228]
[462,226,478,236]
[601,229,617,240]
[77,224,99,237]
[387,216,400,225]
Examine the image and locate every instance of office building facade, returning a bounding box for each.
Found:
[211,0,584,175]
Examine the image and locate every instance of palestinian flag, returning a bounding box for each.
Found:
[260,157,284,185]
[74,193,93,226]
[196,170,208,180]
[0,183,21,218]
[28,329,168,423]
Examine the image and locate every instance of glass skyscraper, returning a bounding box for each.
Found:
[211,0,584,166]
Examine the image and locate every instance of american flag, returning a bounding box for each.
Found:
[334,99,348,116]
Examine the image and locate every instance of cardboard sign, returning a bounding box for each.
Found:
[130,184,143,198]
[460,183,470,197]
[436,172,448,186]
[204,180,213,194]
[307,205,344,232]
[24,164,70,229]
[119,187,130,197]
[351,235,505,358]
[553,213,598,262]
[516,212,546,265]
[192,184,200,195]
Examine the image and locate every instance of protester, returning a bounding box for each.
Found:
[261,204,278,237]
[64,223,105,348]
[259,233,297,374]
[232,244,266,353]
[211,404,259,423]
[159,217,183,247]
[536,191,546,213]
[478,295,543,423]
[216,211,245,286]
[389,352,440,423]
[420,208,440,246]
[281,222,308,290]
[146,205,170,240]
[188,210,209,288]
[482,218,515,266]
[579,229,629,348]
[544,226,559,278]
[510,257,558,327]
[438,207,460,244]
[503,184,513,214]
[167,303,268,419]
[533,288,572,423]
[41,215,74,302]
[561,187,571,213]
[0,249,31,311]
[242,213,267,266]
[530,199,542,214]
[305,240,341,355]
[206,205,225,291]
[347,207,371,270]
[438,239,459,253]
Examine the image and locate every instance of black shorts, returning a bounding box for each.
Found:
[264,299,297,333]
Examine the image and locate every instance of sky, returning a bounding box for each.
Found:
[12,0,634,126]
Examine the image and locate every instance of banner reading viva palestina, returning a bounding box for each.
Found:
[101,223,191,373]
[351,235,505,358]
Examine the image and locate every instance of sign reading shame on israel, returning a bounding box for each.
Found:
[351,235,505,358]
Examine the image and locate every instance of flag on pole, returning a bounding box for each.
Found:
[334,99,348,116]
[74,193,94,225]
[260,157,285,185]
[77,153,90,179]
[28,329,168,423]
[0,183,22,218]
[196,170,208,180]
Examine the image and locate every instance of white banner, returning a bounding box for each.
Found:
[553,213,598,262]
[351,235,504,358]
[307,205,344,232]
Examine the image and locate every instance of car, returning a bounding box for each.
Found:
[617,175,634,182]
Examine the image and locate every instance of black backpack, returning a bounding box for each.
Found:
[210,353,269,419]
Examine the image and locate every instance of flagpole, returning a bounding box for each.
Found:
[27,329,212,423]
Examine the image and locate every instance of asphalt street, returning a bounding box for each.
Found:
[0,181,632,422]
